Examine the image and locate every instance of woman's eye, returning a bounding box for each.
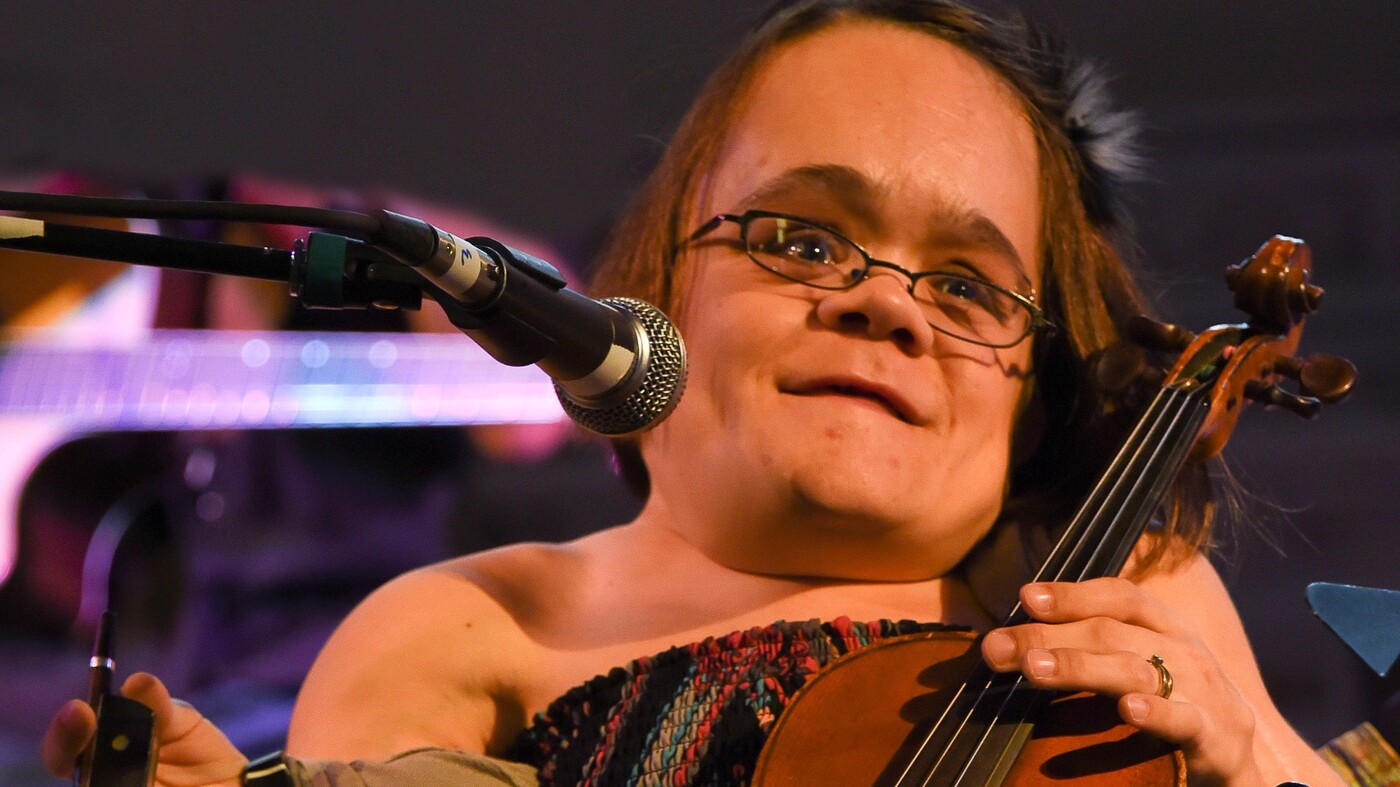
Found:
[938,278,969,298]
[927,276,1009,317]
[934,277,982,300]
[755,230,837,264]
[784,233,837,263]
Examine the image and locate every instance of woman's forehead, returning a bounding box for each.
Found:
[697,19,1042,284]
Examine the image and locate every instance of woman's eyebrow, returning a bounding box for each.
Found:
[737,164,880,226]
[736,163,1031,283]
[928,206,1031,283]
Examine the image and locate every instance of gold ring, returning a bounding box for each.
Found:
[1149,654,1173,700]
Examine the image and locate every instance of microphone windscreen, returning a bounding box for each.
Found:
[555,297,686,437]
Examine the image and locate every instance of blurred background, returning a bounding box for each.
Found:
[0,2,1397,782]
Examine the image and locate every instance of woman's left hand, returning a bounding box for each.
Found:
[980,576,1266,786]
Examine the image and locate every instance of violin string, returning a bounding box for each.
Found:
[946,388,1197,787]
[1031,386,1179,585]
[906,385,1206,786]
[938,673,1036,786]
[889,675,980,785]
[1069,387,1205,581]
[952,387,1208,786]
[1092,395,1207,578]
[900,389,1179,786]
[943,389,1194,786]
[948,389,1207,786]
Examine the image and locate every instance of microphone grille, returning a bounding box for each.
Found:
[555,297,686,436]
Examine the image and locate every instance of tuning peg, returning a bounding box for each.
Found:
[1091,342,1166,394]
[1272,356,1303,378]
[1272,354,1356,404]
[1245,379,1321,419]
[1298,354,1356,404]
[1125,314,1196,353]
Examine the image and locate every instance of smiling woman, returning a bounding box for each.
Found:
[635,18,1045,585]
[40,2,1351,786]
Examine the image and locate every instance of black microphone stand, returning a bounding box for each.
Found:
[0,219,424,312]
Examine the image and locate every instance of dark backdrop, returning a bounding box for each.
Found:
[2,1,1397,747]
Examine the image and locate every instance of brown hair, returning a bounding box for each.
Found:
[591,0,1225,574]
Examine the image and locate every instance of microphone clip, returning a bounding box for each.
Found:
[294,231,425,312]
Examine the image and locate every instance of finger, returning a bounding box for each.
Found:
[121,672,171,707]
[121,672,209,745]
[122,672,249,783]
[1121,690,1259,781]
[120,672,175,733]
[39,699,95,778]
[1019,578,1189,637]
[1008,647,1173,700]
[982,616,1145,670]
[1120,693,1204,746]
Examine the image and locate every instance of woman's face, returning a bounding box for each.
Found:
[642,19,1043,580]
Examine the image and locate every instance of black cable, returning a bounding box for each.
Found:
[0,190,381,238]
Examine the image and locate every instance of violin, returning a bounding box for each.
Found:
[752,236,1356,786]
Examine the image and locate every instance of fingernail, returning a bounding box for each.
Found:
[1024,584,1054,614]
[1026,648,1057,678]
[982,631,1016,667]
[1124,695,1149,723]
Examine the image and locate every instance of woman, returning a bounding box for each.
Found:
[42,1,1344,784]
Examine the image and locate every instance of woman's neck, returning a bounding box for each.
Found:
[632,484,992,587]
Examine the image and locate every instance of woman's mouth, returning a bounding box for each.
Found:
[783,378,920,424]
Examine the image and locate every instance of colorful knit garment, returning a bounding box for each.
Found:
[508,617,957,787]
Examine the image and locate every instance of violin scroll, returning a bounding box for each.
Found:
[1225,235,1325,333]
[1116,235,1356,459]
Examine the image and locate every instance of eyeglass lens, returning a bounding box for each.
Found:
[741,215,1033,347]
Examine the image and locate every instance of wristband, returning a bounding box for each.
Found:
[243,751,296,787]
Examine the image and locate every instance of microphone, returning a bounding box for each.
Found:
[370,210,686,436]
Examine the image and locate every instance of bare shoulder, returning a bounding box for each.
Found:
[287,539,595,761]
[1131,550,1267,687]
[1134,551,1243,632]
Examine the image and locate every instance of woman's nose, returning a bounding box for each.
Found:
[813,270,935,355]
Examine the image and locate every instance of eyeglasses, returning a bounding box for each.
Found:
[683,210,1053,348]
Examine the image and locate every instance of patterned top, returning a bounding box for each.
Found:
[507,617,957,787]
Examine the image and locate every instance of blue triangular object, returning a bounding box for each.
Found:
[1306,582,1400,678]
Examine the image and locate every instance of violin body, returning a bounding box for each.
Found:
[753,631,1184,786]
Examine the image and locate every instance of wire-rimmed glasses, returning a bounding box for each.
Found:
[684,210,1053,349]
